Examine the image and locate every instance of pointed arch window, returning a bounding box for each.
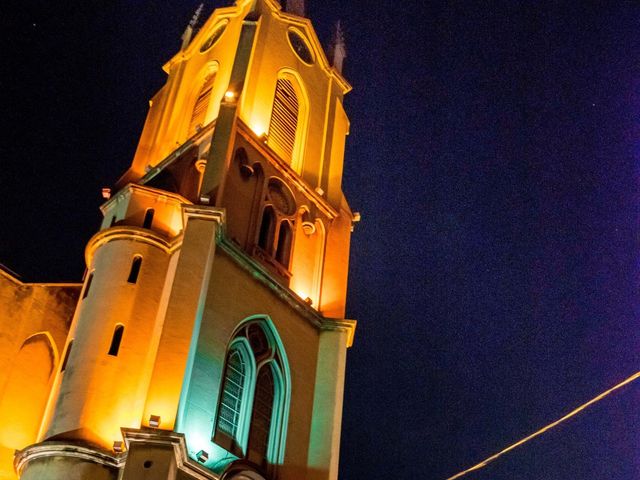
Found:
[275,221,293,267]
[255,179,296,275]
[258,207,276,253]
[268,78,299,165]
[189,73,216,136]
[214,319,289,471]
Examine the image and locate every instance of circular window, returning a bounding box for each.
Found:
[200,21,228,53]
[267,179,296,215]
[287,30,314,65]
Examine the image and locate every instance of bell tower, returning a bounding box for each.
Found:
[13,1,356,480]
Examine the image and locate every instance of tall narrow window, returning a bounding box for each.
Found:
[82,272,94,300]
[189,74,216,136]
[216,348,247,453]
[127,256,142,284]
[275,221,293,267]
[258,207,276,252]
[214,319,289,468]
[268,78,299,163]
[60,340,73,372]
[108,325,124,356]
[142,208,155,229]
[248,366,275,467]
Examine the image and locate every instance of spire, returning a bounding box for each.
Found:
[285,0,305,17]
[329,20,346,74]
[181,3,204,50]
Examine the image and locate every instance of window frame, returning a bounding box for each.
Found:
[213,319,290,469]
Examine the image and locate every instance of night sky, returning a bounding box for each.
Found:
[1,1,639,479]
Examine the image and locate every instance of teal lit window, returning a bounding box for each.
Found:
[217,350,247,441]
[214,319,290,470]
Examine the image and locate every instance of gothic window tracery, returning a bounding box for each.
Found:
[214,319,289,472]
[256,179,296,273]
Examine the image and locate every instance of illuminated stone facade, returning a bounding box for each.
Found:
[0,1,356,479]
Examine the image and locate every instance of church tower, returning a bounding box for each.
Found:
[4,1,356,479]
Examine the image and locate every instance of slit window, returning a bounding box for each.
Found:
[108,325,124,356]
[61,340,73,372]
[143,209,155,229]
[82,272,94,300]
[128,256,142,284]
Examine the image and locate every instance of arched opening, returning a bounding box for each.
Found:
[267,72,308,173]
[0,333,58,449]
[108,325,125,357]
[275,221,292,267]
[247,365,275,468]
[143,208,155,229]
[214,318,290,469]
[215,345,250,455]
[127,256,142,284]
[258,207,276,253]
[189,73,216,136]
[268,78,299,165]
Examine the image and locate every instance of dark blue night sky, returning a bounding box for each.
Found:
[1,1,639,479]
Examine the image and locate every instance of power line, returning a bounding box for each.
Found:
[445,370,640,480]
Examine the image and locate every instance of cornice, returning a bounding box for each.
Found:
[15,442,124,475]
[122,429,218,480]
[85,227,183,267]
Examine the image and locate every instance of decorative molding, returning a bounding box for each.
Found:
[182,205,226,225]
[236,120,338,220]
[85,227,183,267]
[122,429,219,480]
[15,442,124,475]
[321,318,357,348]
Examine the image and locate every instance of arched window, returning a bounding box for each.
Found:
[258,207,276,252]
[128,256,142,284]
[254,179,296,274]
[275,221,292,267]
[108,325,125,356]
[216,347,249,454]
[189,73,216,136]
[247,365,275,467]
[214,319,289,469]
[268,78,299,164]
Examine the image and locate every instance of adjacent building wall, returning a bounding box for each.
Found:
[0,268,79,479]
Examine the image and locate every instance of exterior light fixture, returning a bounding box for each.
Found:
[102,188,111,199]
[149,415,161,428]
[224,90,236,101]
[113,441,124,453]
[196,450,209,463]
